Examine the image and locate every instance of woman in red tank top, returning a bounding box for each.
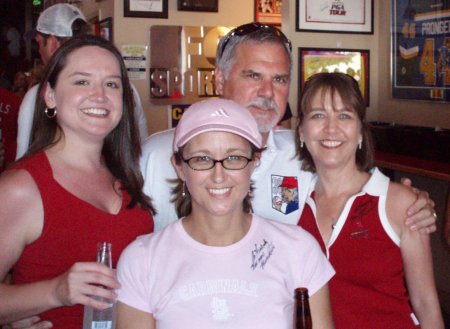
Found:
[295,73,443,329]
[0,35,154,328]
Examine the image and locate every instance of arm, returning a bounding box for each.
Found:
[0,170,120,324]
[15,86,38,160]
[387,183,444,329]
[116,302,155,329]
[309,285,334,329]
[400,178,437,234]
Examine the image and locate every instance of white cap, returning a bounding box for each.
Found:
[36,4,86,37]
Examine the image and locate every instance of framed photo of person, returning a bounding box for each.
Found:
[255,0,283,25]
[392,0,450,102]
[124,0,168,18]
[296,0,373,34]
[177,0,218,12]
[98,17,112,42]
[299,47,370,105]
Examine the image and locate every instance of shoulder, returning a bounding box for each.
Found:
[0,168,43,241]
[142,129,175,153]
[140,129,176,173]
[272,128,295,143]
[386,181,416,226]
[19,85,39,110]
[270,129,297,155]
[0,168,39,199]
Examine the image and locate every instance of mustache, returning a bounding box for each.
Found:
[245,97,279,113]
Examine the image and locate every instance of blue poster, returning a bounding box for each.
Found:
[392,0,450,102]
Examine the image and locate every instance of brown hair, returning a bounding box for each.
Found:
[295,72,374,172]
[28,35,154,212]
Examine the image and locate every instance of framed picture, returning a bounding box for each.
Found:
[178,0,218,12]
[392,0,450,102]
[124,0,168,18]
[98,17,112,42]
[298,47,370,105]
[296,0,373,34]
[255,0,283,25]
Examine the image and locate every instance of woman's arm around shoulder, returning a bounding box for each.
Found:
[117,301,155,329]
[386,182,444,329]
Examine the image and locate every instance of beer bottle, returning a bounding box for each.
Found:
[83,242,116,329]
[294,287,312,329]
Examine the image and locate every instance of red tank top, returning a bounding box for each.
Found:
[11,151,154,328]
[299,171,418,328]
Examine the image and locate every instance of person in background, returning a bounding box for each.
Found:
[140,22,437,233]
[0,35,154,328]
[296,73,443,329]
[26,64,45,90]
[116,98,335,329]
[15,3,149,160]
[11,71,28,99]
[0,86,21,172]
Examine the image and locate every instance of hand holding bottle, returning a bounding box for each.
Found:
[49,256,120,309]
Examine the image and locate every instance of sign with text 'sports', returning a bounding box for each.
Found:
[150,25,232,105]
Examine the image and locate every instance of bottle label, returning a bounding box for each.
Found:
[91,321,113,329]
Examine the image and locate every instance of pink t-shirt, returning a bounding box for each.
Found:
[117,215,334,329]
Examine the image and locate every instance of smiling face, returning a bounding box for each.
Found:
[44,45,123,142]
[215,41,290,139]
[299,88,362,172]
[174,131,256,219]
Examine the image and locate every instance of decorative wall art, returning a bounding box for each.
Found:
[296,0,373,34]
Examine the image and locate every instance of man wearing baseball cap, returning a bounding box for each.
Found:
[15,3,148,160]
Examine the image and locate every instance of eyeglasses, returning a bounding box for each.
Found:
[217,22,292,58]
[181,155,253,171]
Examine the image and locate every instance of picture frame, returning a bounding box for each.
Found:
[391,0,450,102]
[255,0,283,25]
[124,0,168,18]
[177,0,218,12]
[296,0,373,34]
[298,47,370,105]
[98,17,112,42]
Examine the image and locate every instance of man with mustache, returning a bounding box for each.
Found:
[141,22,436,232]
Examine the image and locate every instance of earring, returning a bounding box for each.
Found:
[182,181,186,197]
[358,139,362,150]
[45,107,56,118]
[300,140,304,148]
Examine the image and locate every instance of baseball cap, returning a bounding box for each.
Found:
[36,4,86,37]
[173,98,263,152]
[279,177,297,189]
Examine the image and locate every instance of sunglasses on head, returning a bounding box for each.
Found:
[217,22,292,58]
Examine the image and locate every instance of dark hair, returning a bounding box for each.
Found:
[28,35,154,212]
[170,143,263,218]
[216,22,292,79]
[295,72,374,172]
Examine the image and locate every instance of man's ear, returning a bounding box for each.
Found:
[43,82,57,109]
[48,35,61,58]
[214,67,225,96]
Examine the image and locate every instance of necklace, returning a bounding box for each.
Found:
[331,218,337,230]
